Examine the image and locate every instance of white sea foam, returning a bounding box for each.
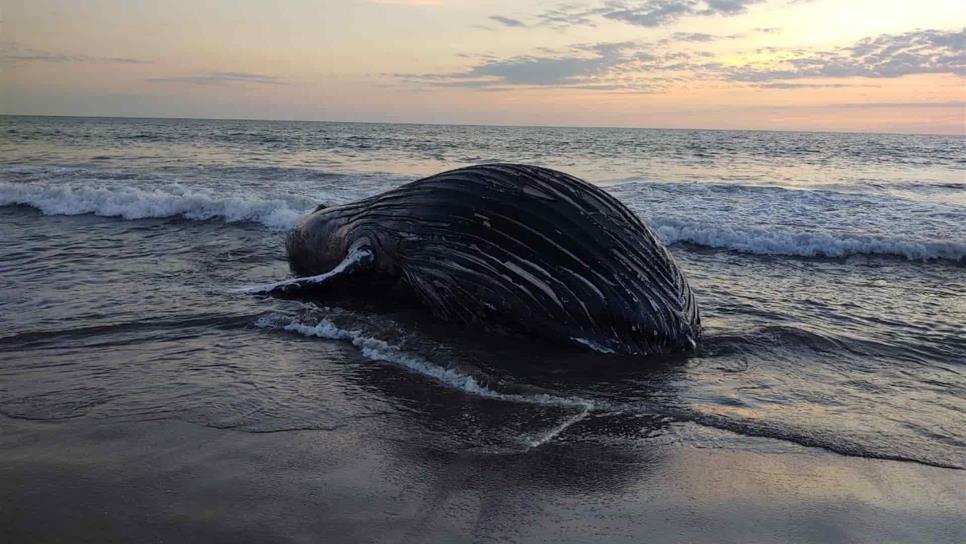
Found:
[519,409,591,448]
[651,219,966,261]
[608,181,966,263]
[0,181,312,230]
[254,314,594,413]
[4,179,963,262]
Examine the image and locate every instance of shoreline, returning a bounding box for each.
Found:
[2,416,962,543]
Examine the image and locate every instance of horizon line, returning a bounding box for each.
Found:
[1,112,962,138]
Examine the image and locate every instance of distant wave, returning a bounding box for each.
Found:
[610,181,965,263]
[0,181,313,230]
[3,180,963,262]
[652,219,965,262]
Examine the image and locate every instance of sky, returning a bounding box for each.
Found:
[1,0,964,133]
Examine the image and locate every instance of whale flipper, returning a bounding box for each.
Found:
[238,246,374,295]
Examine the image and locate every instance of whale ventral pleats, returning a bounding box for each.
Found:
[282,164,701,356]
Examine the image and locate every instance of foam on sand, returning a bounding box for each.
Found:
[253,314,595,412]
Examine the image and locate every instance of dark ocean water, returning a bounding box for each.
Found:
[1,115,963,469]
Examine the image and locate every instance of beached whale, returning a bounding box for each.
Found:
[249,164,700,355]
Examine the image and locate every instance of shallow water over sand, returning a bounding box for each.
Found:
[1,116,964,471]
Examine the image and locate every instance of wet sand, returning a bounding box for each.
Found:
[1,417,962,543]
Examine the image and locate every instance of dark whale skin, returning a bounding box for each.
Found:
[286,164,700,355]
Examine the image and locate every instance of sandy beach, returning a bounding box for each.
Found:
[2,115,965,542]
[2,416,962,543]
[3,2,965,534]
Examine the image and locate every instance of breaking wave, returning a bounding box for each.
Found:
[0,181,313,230]
[2,180,963,262]
[610,181,965,263]
[652,219,965,261]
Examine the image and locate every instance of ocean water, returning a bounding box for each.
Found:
[1,115,963,469]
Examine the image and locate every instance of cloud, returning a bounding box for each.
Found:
[659,32,742,44]
[440,51,622,86]
[601,1,695,27]
[667,32,715,42]
[605,0,764,26]
[395,28,964,93]
[730,28,966,81]
[820,100,966,109]
[537,4,598,27]
[0,44,150,65]
[752,82,873,89]
[396,41,719,90]
[733,100,966,111]
[536,0,764,28]
[149,72,286,86]
[367,0,441,5]
[397,42,641,89]
[488,15,526,27]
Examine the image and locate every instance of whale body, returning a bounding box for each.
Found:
[255,164,700,355]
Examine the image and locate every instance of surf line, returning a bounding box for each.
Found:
[254,313,596,414]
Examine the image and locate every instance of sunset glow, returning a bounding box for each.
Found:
[2,0,964,133]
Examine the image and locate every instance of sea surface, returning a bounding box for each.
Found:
[1,115,963,469]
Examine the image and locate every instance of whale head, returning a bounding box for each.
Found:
[286,206,356,276]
